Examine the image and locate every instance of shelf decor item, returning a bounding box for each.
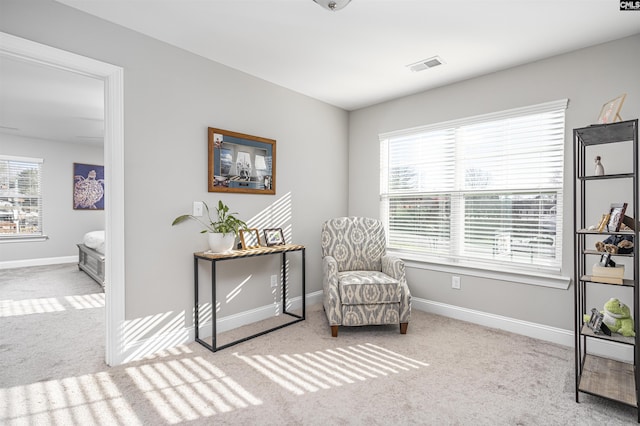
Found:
[597,94,626,124]
[596,213,610,232]
[594,156,604,176]
[587,308,610,335]
[607,202,627,233]
[263,228,285,246]
[591,260,624,285]
[208,127,276,195]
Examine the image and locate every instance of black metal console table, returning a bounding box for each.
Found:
[193,244,305,352]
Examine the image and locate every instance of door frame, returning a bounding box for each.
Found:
[0,32,126,366]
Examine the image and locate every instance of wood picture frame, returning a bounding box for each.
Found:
[263,228,285,246]
[607,202,627,233]
[240,228,261,250]
[597,94,626,124]
[596,213,610,233]
[208,127,276,195]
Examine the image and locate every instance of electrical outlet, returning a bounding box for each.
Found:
[193,201,203,217]
[452,276,461,290]
[270,275,278,288]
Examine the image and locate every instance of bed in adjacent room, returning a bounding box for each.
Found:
[77,230,105,288]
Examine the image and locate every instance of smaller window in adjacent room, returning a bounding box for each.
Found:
[380,99,568,275]
[0,155,44,240]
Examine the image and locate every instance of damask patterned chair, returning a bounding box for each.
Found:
[321,217,411,337]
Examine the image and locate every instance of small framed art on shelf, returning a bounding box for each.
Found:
[607,203,627,232]
[597,94,626,124]
[587,308,611,336]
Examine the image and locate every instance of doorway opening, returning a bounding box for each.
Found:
[0,32,125,366]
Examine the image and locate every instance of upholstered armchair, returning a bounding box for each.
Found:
[321,217,411,337]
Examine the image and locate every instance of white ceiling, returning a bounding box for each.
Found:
[1,1,639,143]
[0,55,104,144]
[56,0,640,110]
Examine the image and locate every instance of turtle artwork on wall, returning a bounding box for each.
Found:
[73,163,105,210]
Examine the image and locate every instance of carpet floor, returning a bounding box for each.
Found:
[0,264,637,425]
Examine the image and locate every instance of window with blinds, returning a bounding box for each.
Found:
[380,99,567,273]
[0,155,44,239]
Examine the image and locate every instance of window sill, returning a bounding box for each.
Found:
[389,250,571,290]
[0,235,49,243]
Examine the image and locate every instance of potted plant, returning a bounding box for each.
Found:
[172,200,248,253]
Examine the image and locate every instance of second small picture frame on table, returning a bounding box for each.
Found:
[264,228,285,246]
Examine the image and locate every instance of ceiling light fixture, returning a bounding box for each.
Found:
[313,0,351,12]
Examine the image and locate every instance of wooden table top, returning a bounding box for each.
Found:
[194,244,305,260]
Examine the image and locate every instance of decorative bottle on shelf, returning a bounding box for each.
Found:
[595,156,605,176]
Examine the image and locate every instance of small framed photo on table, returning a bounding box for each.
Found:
[240,228,261,250]
[263,228,285,246]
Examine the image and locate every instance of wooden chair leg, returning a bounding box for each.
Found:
[331,325,339,337]
[400,322,408,334]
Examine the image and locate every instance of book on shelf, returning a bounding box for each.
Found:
[589,275,624,285]
[592,264,625,278]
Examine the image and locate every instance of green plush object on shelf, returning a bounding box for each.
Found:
[603,298,635,337]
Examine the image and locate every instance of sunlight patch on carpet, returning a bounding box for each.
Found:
[0,293,104,317]
[125,356,262,424]
[65,293,104,310]
[0,372,141,425]
[122,310,191,363]
[234,343,429,395]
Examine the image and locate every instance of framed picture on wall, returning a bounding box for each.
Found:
[73,163,105,210]
[208,127,276,195]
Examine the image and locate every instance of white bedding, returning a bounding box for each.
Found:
[83,230,105,254]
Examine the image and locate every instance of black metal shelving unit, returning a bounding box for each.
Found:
[574,119,639,421]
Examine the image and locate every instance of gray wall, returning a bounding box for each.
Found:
[0,134,104,261]
[348,34,640,330]
[1,0,349,330]
[3,0,638,350]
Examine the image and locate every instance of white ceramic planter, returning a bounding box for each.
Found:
[208,232,235,253]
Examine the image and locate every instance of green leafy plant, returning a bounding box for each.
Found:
[172,200,248,237]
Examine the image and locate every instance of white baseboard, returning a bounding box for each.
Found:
[120,291,323,363]
[119,291,632,364]
[411,297,632,363]
[200,291,323,337]
[411,297,573,346]
[0,255,77,269]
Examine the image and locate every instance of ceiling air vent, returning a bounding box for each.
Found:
[406,56,445,72]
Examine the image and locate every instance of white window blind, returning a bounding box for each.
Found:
[0,155,44,239]
[380,99,567,273]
